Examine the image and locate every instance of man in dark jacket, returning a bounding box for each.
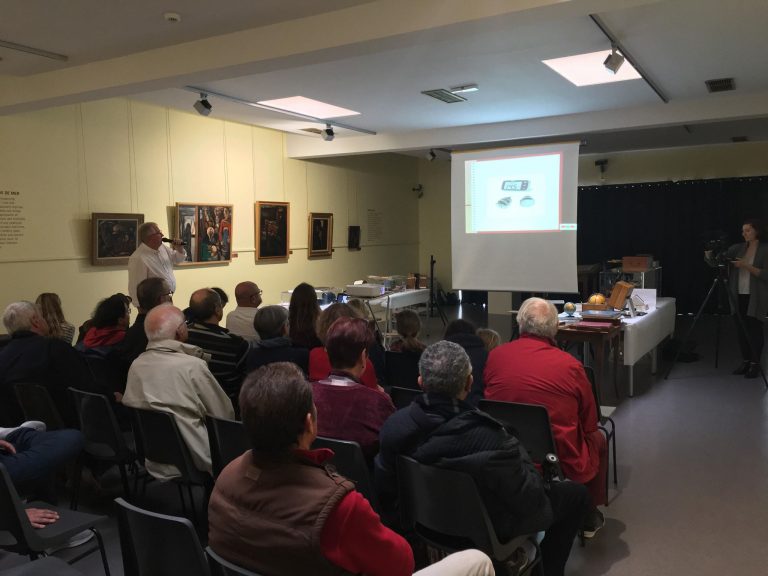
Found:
[375,340,588,576]
[246,305,309,375]
[0,301,99,427]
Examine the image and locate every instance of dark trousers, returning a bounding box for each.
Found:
[0,427,84,501]
[541,480,590,576]
[735,295,764,363]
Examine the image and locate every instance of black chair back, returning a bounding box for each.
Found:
[69,388,130,460]
[397,456,534,563]
[478,399,557,464]
[206,546,263,576]
[390,386,421,409]
[13,383,66,431]
[115,497,209,576]
[384,351,421,389]
[311,436,379,511]
[129,407,209,485]
[205,415,248,478]
[0,463,36,554]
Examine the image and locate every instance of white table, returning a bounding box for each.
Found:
[622,297,676,396]
[364,289,430,343]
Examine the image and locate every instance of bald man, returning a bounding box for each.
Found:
[127,222,186,304]
[225,281,263,342]
[123,304,234,480]
[186,288,249,397]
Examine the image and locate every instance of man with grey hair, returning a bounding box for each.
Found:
[127,221,186,304]
[0,301,97,427]
[123,304,234,479]
[376,340,588,576]
[485,297,608,538]
[245,305,309,374]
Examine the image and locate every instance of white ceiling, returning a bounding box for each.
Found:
[2,0,768,158]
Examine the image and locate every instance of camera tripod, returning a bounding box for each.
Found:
[428,255,448,326]
[665,265,768,387]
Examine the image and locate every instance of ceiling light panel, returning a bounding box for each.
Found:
[542,50,641,87]
[257,96,359,119]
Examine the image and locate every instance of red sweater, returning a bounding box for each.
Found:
[309,347,380,389]
[483,334,601,484]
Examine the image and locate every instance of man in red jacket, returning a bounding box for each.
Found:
[208,362,494,576]
[484,297,608,538]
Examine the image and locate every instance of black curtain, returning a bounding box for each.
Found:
[577,175,768,314]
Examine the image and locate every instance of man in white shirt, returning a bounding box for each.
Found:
[225,281,263,342]
[127,222,186,304]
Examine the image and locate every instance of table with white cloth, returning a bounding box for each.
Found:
[622,297,676,396]
[365,289,430,344]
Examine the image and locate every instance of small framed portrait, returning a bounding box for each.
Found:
[308,212,333,258]
[256,201,290,261]
[92,213,144,266]
[175,203,233,264]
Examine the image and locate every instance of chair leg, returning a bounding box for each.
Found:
[612,429,618,485]
[187,484,199,526]
[118,463,131,497]
[92,528,111,576]
[70,460,83,510]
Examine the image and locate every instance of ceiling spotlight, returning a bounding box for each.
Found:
[427,149,437,161]
[449,84,479,94]
[322,124,335,142]
[603,45,625,74]
[193,93,212,116]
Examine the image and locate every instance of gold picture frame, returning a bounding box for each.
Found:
[308,212,333,258]
[255,201,290,260]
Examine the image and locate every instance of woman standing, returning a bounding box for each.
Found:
[727,219,768,378]
[35,293,76,345]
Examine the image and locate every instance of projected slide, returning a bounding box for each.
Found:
[466,153,561,233]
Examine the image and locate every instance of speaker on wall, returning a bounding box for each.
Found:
[348,225,361,250]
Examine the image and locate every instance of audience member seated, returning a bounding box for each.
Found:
[123,305,234,479]
[114,277,172,372]
[225,281,263,342]
[288,282,322,349]
[476,328,501,352]
[35,293,76,345]
[78,294,131,351]
[484,297,608,538]
[185,288,249,397]
[312,318,394,461]
[444,319,488,407]
[0,301,99,427]
[246,305,309,374]
[0,421,83,504]
[76,293,131,344]
[389,310,427,354]
[375,341,589,576]
[208,362,494,576]
[309,303,380,389]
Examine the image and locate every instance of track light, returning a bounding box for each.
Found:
[322,124,335,142]
[193,93,212,116]
[427,149,437,161]
[603,45,624,74]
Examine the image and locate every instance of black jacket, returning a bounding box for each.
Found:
[375,393,553,539]
[445,332,488,406]
[246,337,309,375]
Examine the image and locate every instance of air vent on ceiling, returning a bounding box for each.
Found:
[705,78,735,93]
[731,136,749,143]
[300,128,322,135]
[421,89,467,104]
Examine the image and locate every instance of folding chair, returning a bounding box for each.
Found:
[205,415,248,479]
[389,386,421,409]
[115,497,209,576]
[0,464,110,575]
[583,365,618,491]
[311,436,379,512]
[478,400,558,465]
[384,351,421,390]
[206,546,263,576]
[14,383,66,431]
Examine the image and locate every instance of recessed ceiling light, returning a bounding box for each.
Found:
[542,50,641,87]
[257,96,359,119]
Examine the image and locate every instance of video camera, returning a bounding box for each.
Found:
[703,231,730,268]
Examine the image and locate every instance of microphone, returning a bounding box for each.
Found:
[161,237,187,246]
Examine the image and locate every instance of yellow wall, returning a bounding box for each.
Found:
[0,99,419,330]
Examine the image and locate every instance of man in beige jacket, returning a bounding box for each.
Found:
[123,304,234,479]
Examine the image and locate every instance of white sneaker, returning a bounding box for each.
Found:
[44,529,95,554]
[0,421,47,440]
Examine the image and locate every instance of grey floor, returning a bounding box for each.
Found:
[2,309,766,576]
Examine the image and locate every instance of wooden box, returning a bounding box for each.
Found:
[607,280,635,310]
[622,255,653,272]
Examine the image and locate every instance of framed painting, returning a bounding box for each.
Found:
[175,203,233,264]
[308,212,333,258]
[92,213,144,266]
[255,201,290,260]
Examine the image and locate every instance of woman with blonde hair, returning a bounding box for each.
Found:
[35,293,76,345]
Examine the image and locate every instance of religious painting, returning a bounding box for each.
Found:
[92,213,144,266]
[256,201,290,260]
[308,212,333,258]
[175,203,233,264]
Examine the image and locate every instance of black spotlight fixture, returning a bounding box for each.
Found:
[427,149,437,161]
[193,92,212,116]
[603,45,625,74]
[321,124,335,141]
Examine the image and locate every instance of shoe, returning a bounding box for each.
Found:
[745,363,761,379]
[44,529,95,554]
[733,361,750,375]
[505,540,537,575]
[0,421,46,440]
[582,508,605,539]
